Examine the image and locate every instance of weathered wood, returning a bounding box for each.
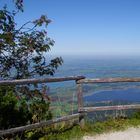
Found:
[0,76,85,86]
[79,104,140,112]
[0,113,80,136]
[77,84,83,112]
[77,77,140,84]
[76,83,85,128]
[79,113,85,129]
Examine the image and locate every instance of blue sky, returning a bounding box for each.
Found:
[2,0,140,56]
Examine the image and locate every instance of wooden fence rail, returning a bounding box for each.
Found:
[0,76,85,85]
[79,104,140,112]
[77,77,140,84]
[1,76,140,136]
[0,113,80,136]
[76,77,140,127]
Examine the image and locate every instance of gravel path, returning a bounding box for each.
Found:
[83,127,140,140]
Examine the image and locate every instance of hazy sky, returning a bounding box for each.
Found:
[2,0,140,56]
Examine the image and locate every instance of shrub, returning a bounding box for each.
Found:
[132,109,140,119]
[0,86,52,130]
[0,86,31,129]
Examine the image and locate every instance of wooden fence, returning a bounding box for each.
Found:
[1,76,140,136]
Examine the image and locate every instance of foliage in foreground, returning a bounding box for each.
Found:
[0,0,63,139]
[0,86,52,130]
[0,86,31,129]
[0,0,63,80]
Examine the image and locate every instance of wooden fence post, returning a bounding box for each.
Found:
[76,82,85,128]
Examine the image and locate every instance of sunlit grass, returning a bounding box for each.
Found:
[38,110,140,140]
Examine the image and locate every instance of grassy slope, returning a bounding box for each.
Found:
[39,112,140,140]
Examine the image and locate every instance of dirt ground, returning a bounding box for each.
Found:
[83,127,140,140]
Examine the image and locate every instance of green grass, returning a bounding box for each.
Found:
[38,111,140,140]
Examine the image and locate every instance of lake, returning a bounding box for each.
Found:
[49,55,140,103]
[84,88,140,103]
